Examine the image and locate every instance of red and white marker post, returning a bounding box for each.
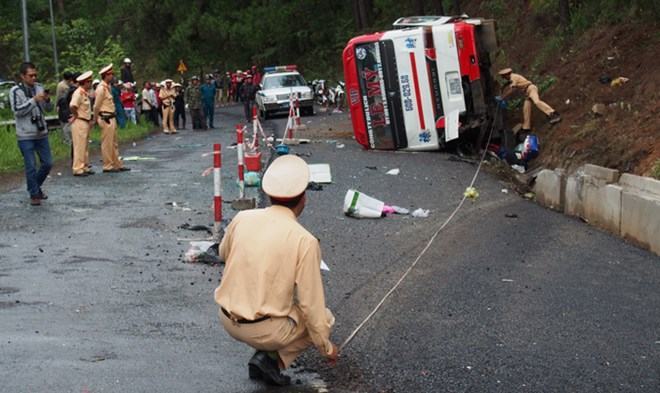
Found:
[212,143,222,240]
[294,92,305,130]
[236,124,245,199]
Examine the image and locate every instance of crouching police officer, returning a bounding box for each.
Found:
[214,155,338,386]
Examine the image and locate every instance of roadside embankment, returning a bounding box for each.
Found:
[534,164,660,256]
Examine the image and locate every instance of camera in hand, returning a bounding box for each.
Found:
[31,113,45,131]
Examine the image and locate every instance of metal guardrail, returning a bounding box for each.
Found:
[1,115,60,131]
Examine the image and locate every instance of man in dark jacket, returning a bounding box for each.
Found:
[239,74,259,123]
[173,83,186,129]
[121,58,135,84]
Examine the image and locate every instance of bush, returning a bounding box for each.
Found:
[652,159,660,180]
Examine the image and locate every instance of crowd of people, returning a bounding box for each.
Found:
[10,57,271,205]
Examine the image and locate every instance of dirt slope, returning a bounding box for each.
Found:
[478,4,660,176]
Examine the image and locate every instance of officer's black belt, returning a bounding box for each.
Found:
[100,112,116,119]
[222,307,270,324]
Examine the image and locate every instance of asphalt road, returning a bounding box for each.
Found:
[1,104,658,393]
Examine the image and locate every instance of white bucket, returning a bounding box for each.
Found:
[343,189,384,218]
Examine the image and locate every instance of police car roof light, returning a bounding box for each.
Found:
[264,65,297,73]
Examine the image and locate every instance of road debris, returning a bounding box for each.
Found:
[121,156,156,161]
[464,186,479,200]
[178,223,212,234]
[386,168,400,175]
[382,205,409,215]
[245,171,261,187]
[505,213,518,218]
[307,182,323,191]
[411,208,430,218]
[343,189,384,219]
[308,164,332,183]
[184,241,221,264]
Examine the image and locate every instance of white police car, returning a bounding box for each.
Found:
[256,65,314,119]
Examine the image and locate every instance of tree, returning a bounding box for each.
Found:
[353,0,374,31]
[452,0,461,14]
[559,0,571,29]
[430,0,446,15]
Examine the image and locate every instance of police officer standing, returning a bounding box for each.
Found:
[93,64,129,173]
[159,79,177,134]
[185,76,204,130]
[69,71,95,177]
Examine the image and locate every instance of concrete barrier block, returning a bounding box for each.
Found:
[564,174,585,217]
[583,182,622,234]
[533,169,565,210]
[621,191,660,255]
[619,174,660,197]
[583,164,620,184]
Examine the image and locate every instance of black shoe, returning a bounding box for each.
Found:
[248,351,291,386]
[85,170,95,175]
[548,112,562,124]
[118,167,131,172]
[73,172,89,177]
[37,190,48,199]
[103,169,120,173]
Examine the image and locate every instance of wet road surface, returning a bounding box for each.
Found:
[1,104,659,392]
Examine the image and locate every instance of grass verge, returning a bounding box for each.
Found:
[0,120,154,173]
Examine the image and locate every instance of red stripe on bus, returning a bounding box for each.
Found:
[409,52,426,130]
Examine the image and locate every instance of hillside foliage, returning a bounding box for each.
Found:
[0,0,658,83]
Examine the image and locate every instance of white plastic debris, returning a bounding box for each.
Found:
[320,259,330,272]
[308,164,332,183]
[336,143,345,149]
[343,189,384,218]
[411,208,430,218]
[386,168,400,175]
[511,164,526,174]
[501,188,509,194]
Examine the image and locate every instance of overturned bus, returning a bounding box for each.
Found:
[342,16,499,151]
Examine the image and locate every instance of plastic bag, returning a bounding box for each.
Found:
[184,241,221,264]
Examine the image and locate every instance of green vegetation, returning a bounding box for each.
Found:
[1,0,657,84]
[0,120,153,173]
[652,160,660,180]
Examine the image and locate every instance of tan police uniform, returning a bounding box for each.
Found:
[159,80,176,133]
[214,156,335,369]
[93,65,123,171]
[69,71,94,176]
[500,69,555,130]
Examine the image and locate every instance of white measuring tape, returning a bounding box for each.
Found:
[339,107,502,351]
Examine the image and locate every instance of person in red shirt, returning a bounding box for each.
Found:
[251,65,262,87]
[120,83,137,124]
